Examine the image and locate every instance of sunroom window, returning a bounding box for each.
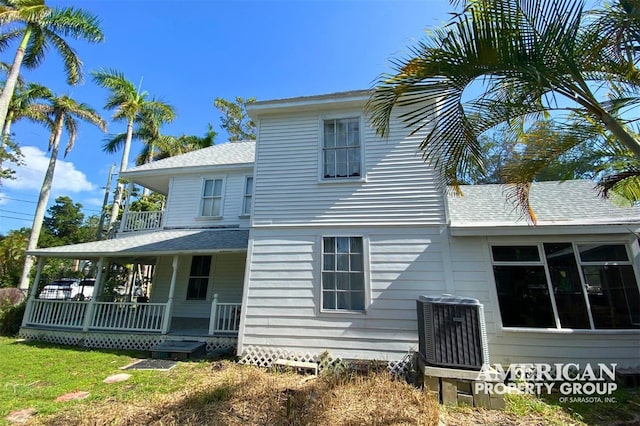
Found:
[322,118,361,179]
[491,243,640,330]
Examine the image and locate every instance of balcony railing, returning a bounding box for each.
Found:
[121,210,164,232]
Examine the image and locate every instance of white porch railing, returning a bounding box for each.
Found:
[25,299,241,336]
[209,296,242,334]
[90,302,166,332]
[121,210,163,232]
[27,300,88,329]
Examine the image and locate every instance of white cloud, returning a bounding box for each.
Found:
[5,146,97,194]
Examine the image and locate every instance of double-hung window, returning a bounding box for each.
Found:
[242,176,253,216]
[187,255,211,300]
[201,178,223,217]
[321,236,365,312]
[491,243,640,330]
[322,118,361,179]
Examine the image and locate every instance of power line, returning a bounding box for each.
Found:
[0,196,36,204]
[0,209,33,217]
[0,215,33,222]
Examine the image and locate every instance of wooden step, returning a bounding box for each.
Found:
[273,359,318,375]
[150,340,206,360]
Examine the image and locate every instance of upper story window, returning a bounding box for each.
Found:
[322,117,361,180]
[201,178,223,217]
[321,236,365,312]
[491,242,640,330]
[242,176,253,216]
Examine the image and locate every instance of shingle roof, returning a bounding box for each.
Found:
[447,180,640,227]
[123,141,255,174]
[27,229,249,258]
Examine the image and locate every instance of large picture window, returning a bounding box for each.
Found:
[321,236,365,312]
[322,118,361,179]
[187,255,211,300]
[201,178,223,217]
[492,243,640,330]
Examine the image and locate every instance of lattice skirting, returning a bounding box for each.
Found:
[238,345,411,376]
[18,327,237,353]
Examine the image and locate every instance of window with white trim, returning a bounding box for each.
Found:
[201,178,223,217]
[322,117,361,179]
[242,176,253,216]
[187,255,211,300]
[321,236,365,312]
[491,243,640,329]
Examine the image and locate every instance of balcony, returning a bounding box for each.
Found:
[120,210,164,233]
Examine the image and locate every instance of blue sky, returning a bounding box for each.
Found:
[0,0,453,235]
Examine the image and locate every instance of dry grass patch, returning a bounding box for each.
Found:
[34,361,439,426]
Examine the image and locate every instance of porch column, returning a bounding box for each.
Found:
[208,293,219,335]
[83,257,106,332]
[21,257,45,327]
[161,255,179,334]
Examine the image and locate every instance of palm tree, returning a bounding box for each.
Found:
[18,93,106,290]
[92,68,175,233]
[0,0,103,138]
[103,102,176,167]
[368,0,640,218]
[3,81,50,137]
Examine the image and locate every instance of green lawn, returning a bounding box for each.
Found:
[1,336,638,425]
[0,337,196,422]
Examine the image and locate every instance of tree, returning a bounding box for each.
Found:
[368,0,640,218]
[92,68,175,233]
[39,195,85,247]
[0,227,28,287]
[152,124,216,162]
[0,82,50,183]
[460,120,607,185]
[0,0,103,139]
[214,96,256,141]
[18,93,106,290]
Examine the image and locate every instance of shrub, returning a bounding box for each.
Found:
[0,288,26,336]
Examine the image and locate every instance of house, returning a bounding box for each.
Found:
[20,90,640,369]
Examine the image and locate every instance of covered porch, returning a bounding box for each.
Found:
[20,229,249,347]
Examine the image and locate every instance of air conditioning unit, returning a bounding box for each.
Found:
[417,294,489,370]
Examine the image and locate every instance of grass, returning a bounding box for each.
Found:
[0,336,638,425]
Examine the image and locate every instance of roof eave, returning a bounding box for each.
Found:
[449,222,640,237]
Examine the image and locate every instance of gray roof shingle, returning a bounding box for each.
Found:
[28,229,249,258]
[124,141,255,174]
[447,180,640,226]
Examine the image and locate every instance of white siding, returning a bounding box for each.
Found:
[163,169,252,229]
[252,108,445,226]
[150,253,246,319]
[240,226,448,360]
[448,234,640,368]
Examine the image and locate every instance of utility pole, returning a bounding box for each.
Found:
[97,164,116,240]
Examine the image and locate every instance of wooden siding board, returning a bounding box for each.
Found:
[241,226,446,360]
[252,109,445,226]
[164,171,251,229]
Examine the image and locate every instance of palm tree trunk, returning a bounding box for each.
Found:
[107,120,134,235]
[601,112,640,158]
[0,26,32,142]
[18,114,63,290]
